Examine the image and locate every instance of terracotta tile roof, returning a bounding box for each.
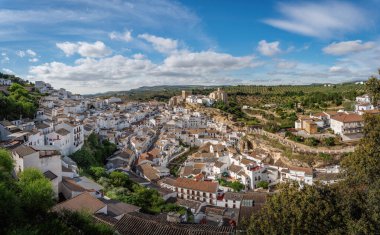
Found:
[288,166,313,175]
[242,192,268,204]
[137,163,160,182]
[53,192,106,214]
[199,142,212,153]
[331,113,363,123]
[56,128,70,136]
[99,198,140,217]
[193,163,205,169]
[12,145,36,157]
[175,178,218,193]
[224,192,244,201]
[114,212,234,235]
[93,213,118,226]
[158,177,177,187]
[240,158,256,166]
[175,198,202,211]
[214,161,226,168]
[62,177,86,192]
[181,166,193,177]
[229,164,243,174]
[192,152,215,159]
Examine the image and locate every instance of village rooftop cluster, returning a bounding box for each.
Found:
[0,79,343,234]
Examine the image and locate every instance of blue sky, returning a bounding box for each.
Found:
[1,0,380,94]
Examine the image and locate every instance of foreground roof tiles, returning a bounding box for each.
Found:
[114,212,234,235]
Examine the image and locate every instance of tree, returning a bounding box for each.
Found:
[256,181,269,189]
[230,181,245,192]
[322,137,335,146]
[89,166,107,180]
[18,168,55,215]
[337,114,380,233]
[248,184,342,235]
[263,121,280,133]
[304,137,319,146]
[0,148,14,182]
[365,76,380,106]
[341,114,380,185]
[109,171,129,187]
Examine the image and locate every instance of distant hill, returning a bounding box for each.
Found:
[87,82,365,102]
[87,85,217,98]
[86,85,220,102]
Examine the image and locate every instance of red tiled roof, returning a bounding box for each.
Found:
[175,178,218,193]
[53,192,105,214]
[331,113,363,123]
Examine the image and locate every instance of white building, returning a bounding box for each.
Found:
[11,145,62,197]
[174,178,219,205]
[355,102,374,112]
[280,166,313,186]
[356,94,371,103]
[330,113,363,136]
[0,78,12,86]
[47,122,84,156]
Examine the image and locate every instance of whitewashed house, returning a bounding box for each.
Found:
[11,145,62,197]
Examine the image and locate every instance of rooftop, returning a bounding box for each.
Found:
[175,178,218,193]
[53,192,105,214]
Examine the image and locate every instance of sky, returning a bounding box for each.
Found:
[1,0,380,94]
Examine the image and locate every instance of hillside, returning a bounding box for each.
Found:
[88,82,365,105]
[88,85,216,101]
[0,74,41,120]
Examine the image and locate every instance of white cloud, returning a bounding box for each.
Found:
[1,52,9,63]
[56,41,112,58]
[26,49,37,57]
[0,0,212,49]
[29,58,39,63]
[323,40,375,55]
[257,40,281,56]
[28,50,259,94]
[162,51,256,73]
[138,34,178,54]
[16,49,37,58]
[109,30,133,42]
[264,1,368,38]
[276,60,297,69]
[329,66,351,74]
[2,68,14,74]
[133,53,145,59]
[16,50,26,57]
